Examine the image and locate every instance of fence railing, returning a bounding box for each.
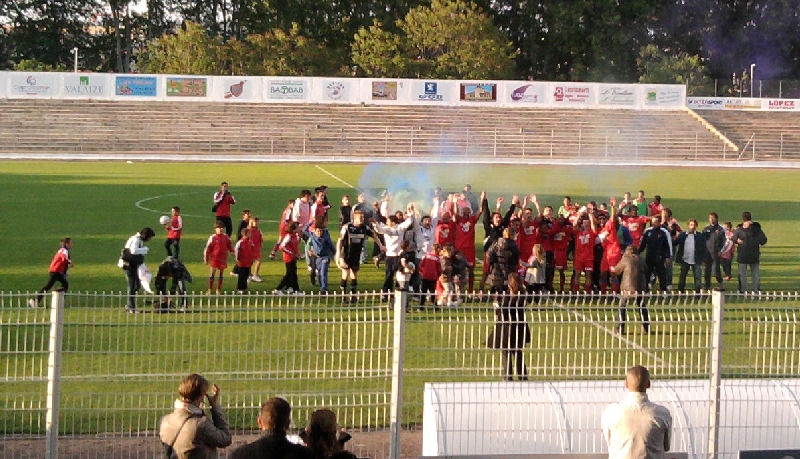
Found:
[1,289,799,458]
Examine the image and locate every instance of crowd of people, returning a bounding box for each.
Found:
[160,373,357,459]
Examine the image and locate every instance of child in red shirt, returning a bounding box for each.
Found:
[248,217,264,282]
[418,244,442,309]
[273,222,302,294]
[204,221,233,294]
[30,238,74,307]
[235,228,256,293]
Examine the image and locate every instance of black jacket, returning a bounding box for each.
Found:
[732,221,767,264]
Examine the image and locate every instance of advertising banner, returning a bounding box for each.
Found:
[551,83,594,106]
[62,74,109,98]
[504,82,548,105]
[686,97,726,110]
[765,99,799,111]
[687,97,765,110]
[266,79,308,101]
[597,84,637,107]
[9,72,58,97]
[371,81,399,101]
[409,80,457,104]
[642,85,685,108]
[166,77,208,97]
[460,83,497,102]
[318,78,358,103]
[217,78,260,101]
[115,76,158,97]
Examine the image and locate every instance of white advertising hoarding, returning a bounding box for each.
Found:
[408,80,459,104]
[62,74,111,98]
[215,77,261,102]
[266,78,309,102]
[502,81,549,106]
[8,72,59,98]
[642,84,685,109]
[550,82,595,107]
[597,84,637,108]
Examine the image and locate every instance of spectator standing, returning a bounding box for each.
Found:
[30,238,73,308]
[702,212,726,290]
[638,216,672,292]
[213,181,236,237]
[732,211,768,292]
[159,373,231,459]
[674,219,707,293]
[300,409,357,459]
[305,220,336,294]
[613,246,649,335]
[486,273,530,381]
[339,195,352,227]
[601,365,672,459]
[486,228,520,294]
[229,397,314,459]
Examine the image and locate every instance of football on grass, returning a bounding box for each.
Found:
[159,215,170,225]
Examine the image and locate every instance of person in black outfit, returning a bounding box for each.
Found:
[487,273,530,381]
[638,215,672,292]
[228,397,315,459]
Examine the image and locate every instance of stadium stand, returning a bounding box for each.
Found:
[0,99,738,161]
[694,110,800,160]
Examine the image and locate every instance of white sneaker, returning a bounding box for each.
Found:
[250,275,263,282]
[294,291,306,296]
[271,289,284,295]
[28,298,37,308]
[286,287,294,294]
[230,271,237,277]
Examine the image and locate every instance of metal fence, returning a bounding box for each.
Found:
[1,289,799,458]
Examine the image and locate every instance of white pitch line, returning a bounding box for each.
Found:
[549,298,667,366]
[315,165,357,190]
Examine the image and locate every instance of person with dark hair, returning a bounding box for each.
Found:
[154,256,192,312]
[638,216,672,292]
[732,211,768,292]
[160,373,231,459]
[601,365,672,459]
[487,272,530,381]
[213,181,236,237]
[300,409,357,459]
[229,397,314,459]
[674,219,707,293]
[702,212,726,290]
[204,221,234,295]
[614,245,649,335]
[273,222,303,295]
[120,227,155,313]
[30,238,73,308]
[164,206,183,259]
[486,228,520,295]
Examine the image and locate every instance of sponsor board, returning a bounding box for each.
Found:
[166,77,208,97]
[63,75,107,97]
[324,80,347,100]
[508,83,546,104]
[10,73,57,96]
[372,81,398,100]
[222,80,247,99]
[417,82,445,102]
[686,97,726,110]
[553,84,592,105]
[115,76,157,97]
[644,87,683,106]
[766,99,798,110]
[598,85,635,106]
[268,80,306,100]
[460,83,496,102]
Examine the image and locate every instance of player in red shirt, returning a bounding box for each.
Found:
[213,181,236,237]
[516,207,538,265]
[550,217,574,293]
[235,228,256,293]
[648,195,664,217]
[598,197,623,293]
[204,221,234,294]
[453,191,485,293]
[418,244,442,309]
[621,205,649,249]
[273,222,303,294]
[572,213,598,293]
[30,238,73,307]
[247,217,264,282]
[434,209,456,247]
[164,206,183,258]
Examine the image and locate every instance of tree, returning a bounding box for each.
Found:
[351,0,515,79]
[637,44,713,96]
[137,21,226,75]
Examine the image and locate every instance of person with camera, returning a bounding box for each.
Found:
[120,227,155,313]
[213,181,236,237]
[159,373,232,459]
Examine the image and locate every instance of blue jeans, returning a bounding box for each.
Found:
[315,256,330,292]
[678,262,702,293]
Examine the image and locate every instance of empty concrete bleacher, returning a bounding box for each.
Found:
[695,110,800,161]
[0,99,737,161]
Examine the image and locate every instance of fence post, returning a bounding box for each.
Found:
[708,289,725,459]
[46,290,66,459]
[389,288,407,459]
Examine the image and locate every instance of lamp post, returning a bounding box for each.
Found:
[70,47,78,72]
[750,63,756,97]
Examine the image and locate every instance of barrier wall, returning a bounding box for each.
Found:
[0,71,685,109]
[687,96,800,111]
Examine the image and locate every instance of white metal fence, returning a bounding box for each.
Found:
[1,289,799,458]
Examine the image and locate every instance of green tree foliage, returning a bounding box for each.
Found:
[137,21,226,74]
[352,0,515,79]
[637,44,713,96]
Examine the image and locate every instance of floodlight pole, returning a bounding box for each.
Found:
[750,63,756,97]
[71,47,78,72]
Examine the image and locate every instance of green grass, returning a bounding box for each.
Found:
[2,161,800,434]
[2,161,799,292]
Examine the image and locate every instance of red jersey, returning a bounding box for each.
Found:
[551,223,573,252]
[574,229,598,263]
[204,233,233,267]
[249,227,263,251]
[279,206,293,237]
[600,219,622,262]
[621,215,648,248]
[418,252,443,281]
[49,247,71,274]
[167,215,182,239]
[454,214,479,262]
[280,233,300,263]
[235,237,256,268]
[648,202,664,217]
[213,191,236,218]
[435,220,456,246]
[517,220,538,263]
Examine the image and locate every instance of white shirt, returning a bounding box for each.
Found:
[601,392,672,459]
[682,233,696,265]
[374,214,415,256]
